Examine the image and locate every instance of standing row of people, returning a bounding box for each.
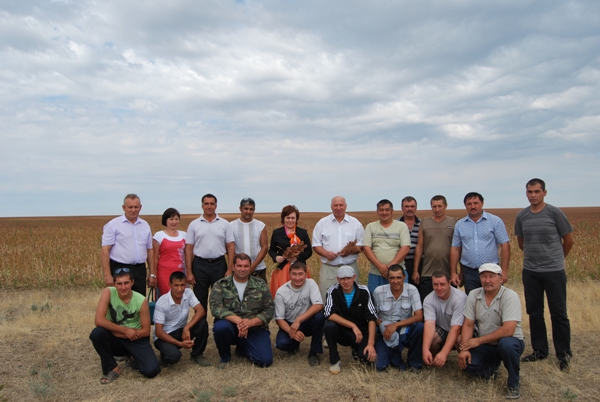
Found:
[94,178,574,398]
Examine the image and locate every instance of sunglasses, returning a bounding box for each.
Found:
[114,268,131,275]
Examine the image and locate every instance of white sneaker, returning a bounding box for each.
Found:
[329,361,341,374]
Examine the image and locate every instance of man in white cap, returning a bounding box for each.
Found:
[323,265,377,374]
[458,263,524,399]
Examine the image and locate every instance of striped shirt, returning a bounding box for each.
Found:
[398,216,420,260]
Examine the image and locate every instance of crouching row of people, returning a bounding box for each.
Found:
[90,255,523,399]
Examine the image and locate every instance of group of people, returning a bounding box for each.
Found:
[91,178,574,399]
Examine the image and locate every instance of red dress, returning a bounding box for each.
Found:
[269,226,311,298]
[153,230,186,296]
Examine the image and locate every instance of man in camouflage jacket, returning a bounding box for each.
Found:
[210,253,274,368]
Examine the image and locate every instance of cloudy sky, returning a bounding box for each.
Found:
[1,0,598,217]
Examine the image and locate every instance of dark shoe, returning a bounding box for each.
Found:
[521,352,547,362]
[125,357,139,371]
[308,352,320,366]
[351,349,359,361]
[288,346,300,355]
[100,370,120,385]
[505,385,520,399]
[559,360,570,372]
[191,355,211,367]
[217,361,229,370]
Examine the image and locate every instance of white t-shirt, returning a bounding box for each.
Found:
[230,219,267,271]
[274,279,323,322]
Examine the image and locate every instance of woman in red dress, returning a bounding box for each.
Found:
[152,208,186,296]
[268,205,312,298]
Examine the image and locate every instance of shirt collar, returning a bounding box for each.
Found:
[200,214,220,222]
[120,215,141,225]
[330,214,349,223]
[399,215,420,223]
[384,284,406,300]
[167,289,189,305]
[464,210,489,223]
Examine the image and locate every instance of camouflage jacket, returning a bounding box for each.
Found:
[210,275,274,328]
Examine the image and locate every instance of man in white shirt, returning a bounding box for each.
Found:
[422,271,466,367]
[185,193,235,310]
[230,197,268,281]
[153,271,210,367]
[313,196,365,300]
[275,261,325,366]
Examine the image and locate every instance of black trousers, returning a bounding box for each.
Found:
[154,319,209,364]
[192,256,227,310]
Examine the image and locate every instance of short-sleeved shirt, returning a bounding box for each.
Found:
[463,286,523,343]
[363,220,411,275]
[423,287,467,331]
[230,218,267,271]
[274,278,323,322]
[398,216,421,260]
[372,283,422,323]
[420,216,457,277]
[102,215,153,264]
[153,288,200,340]
[106,287,145,329]
[514,204,573,272]
[186,214,235,258]
[451,211,509,269]
[312,213,365,265]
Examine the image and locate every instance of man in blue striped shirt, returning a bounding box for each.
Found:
[449,192,510,294]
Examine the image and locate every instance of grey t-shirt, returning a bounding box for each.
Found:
[463,286,523,343]
[514,204,573,272]
[423,287,467,332]
[274,279,323,322]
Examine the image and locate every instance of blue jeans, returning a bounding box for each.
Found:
[275,312,325,354]
[462,265,481,295]
[464,337,524,389]
[375,322,424,371]
[212,320,273,367]
[522,269,571,362]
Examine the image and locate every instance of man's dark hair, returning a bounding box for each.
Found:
[463,192,484,204]
[233,253,251,265]
[431,271,450,282]
[388,264,404,275]
[169,271,187,283]
[161,208,180,226]
[112,268,134,282]
[401,196,417,207]
[431,195,447,206]
[280,205,300,224]
[289,261,307,272]
[527,178,546,191]
[202,193,217,203]
[377,199,393,209]
[240,197,256,207]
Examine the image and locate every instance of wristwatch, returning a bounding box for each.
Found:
[149,274,156,278]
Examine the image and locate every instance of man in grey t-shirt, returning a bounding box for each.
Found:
[422,271,466,368]
[458,264,524,399]
[274,261,325,366]
[515,178,574,371]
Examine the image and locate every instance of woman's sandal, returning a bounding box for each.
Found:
[100,370,120,385]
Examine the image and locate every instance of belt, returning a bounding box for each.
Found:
[323,261,355,267]
[110,260,145,268]
[195,255,225,263]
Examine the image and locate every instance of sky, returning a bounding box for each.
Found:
[1,0,599,217]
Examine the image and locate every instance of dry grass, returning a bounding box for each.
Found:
[1,208,600,401]
[1,284,599,401]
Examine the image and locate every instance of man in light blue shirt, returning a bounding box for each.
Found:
[449,192,510,294]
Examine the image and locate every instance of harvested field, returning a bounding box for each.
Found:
[0,207,599,401]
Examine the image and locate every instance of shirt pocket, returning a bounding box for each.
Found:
[400,300,413,319]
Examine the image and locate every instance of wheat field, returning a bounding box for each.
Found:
[1,208,599,401]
